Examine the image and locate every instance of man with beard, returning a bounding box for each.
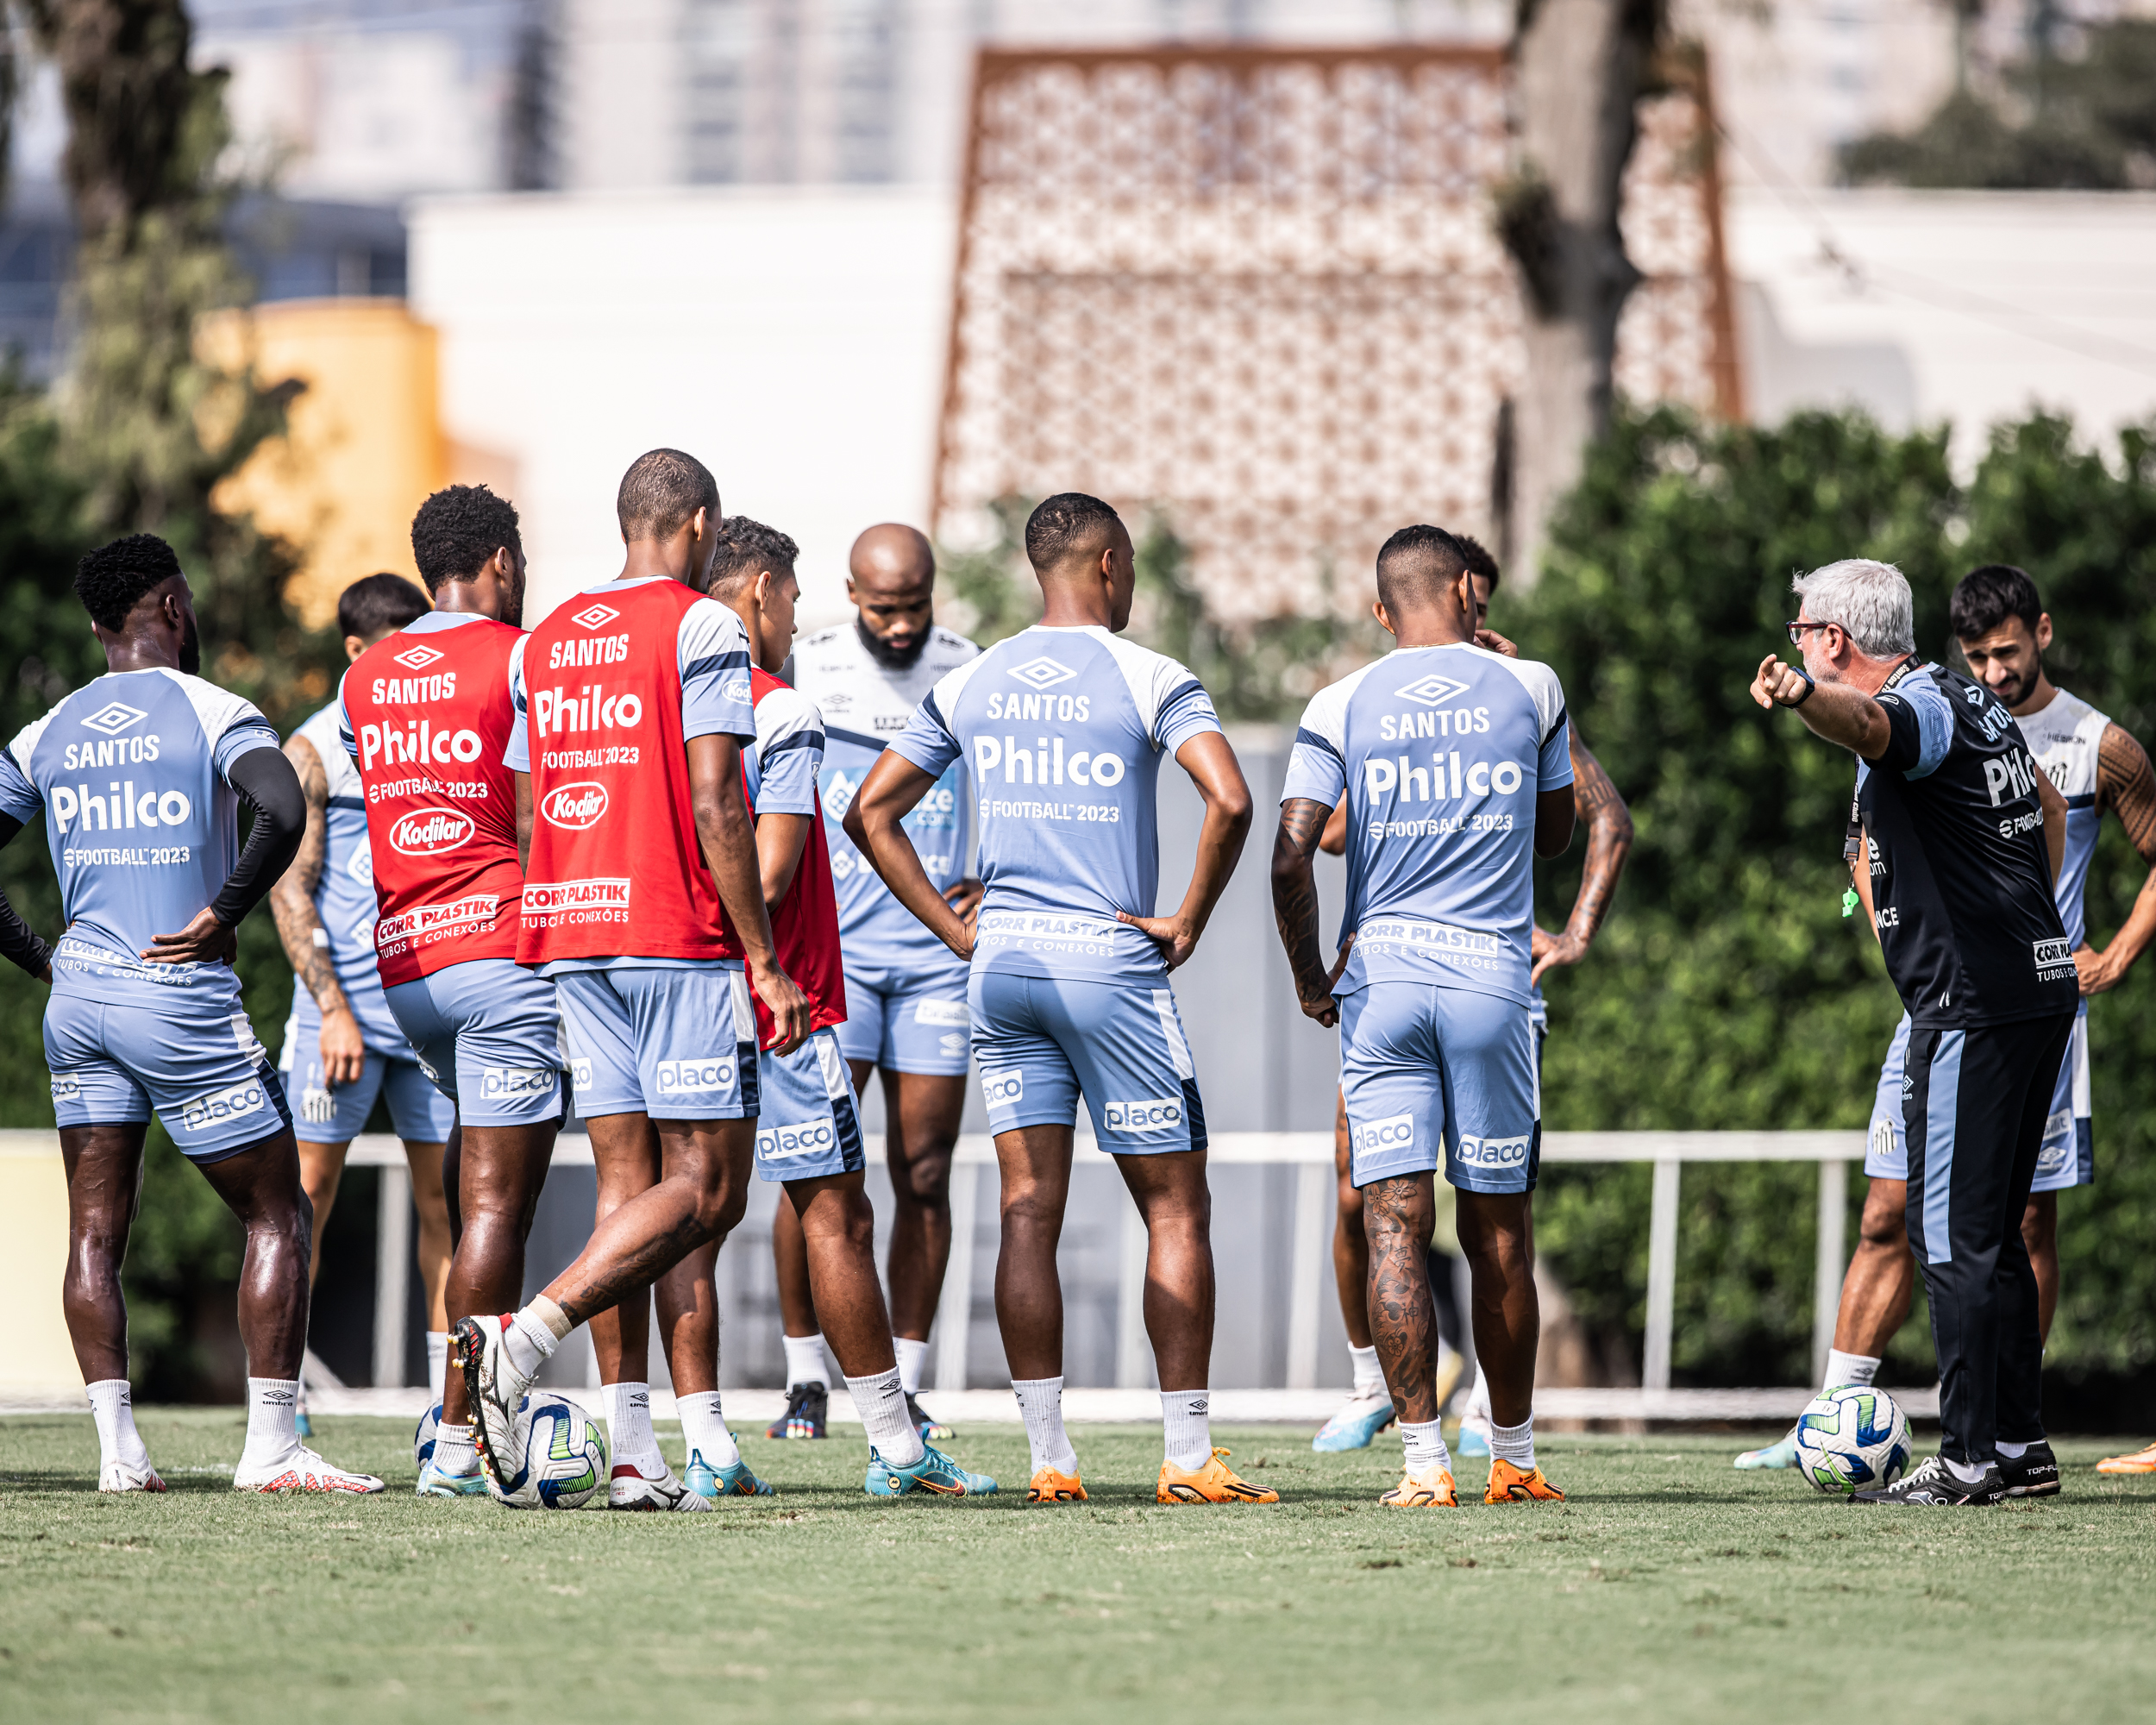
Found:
[767,524,980,1440]
[0,534,382,1494]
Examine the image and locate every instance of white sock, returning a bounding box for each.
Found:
[240,1377,301,1469]
[1348,1344,1385,1400]
[294,1370,308,1414]
[1012,1376,1079,1476]
[604,1381,658,1463]
[1463,1363,1492,1423]
[1489,1414,1536,1471]
[1824,1348,1879,1389]
[1162,1389,1212,1471]
[781,1331,830,1389]
[1945,1453,1991,1484]
[1401,1417,1452,1475]
[847,1366,925,1468]
[893,1335,930,1397]
[677,1389,742,1471]
[85,1379,151,1472]
[505,1297,568,1381]
[426,1332,449,1402]
[1996,1439,2029,1459]
[433,1421,476,1475]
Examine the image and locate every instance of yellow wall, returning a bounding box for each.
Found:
[205,299,448,630]
[0,1141,79,1398]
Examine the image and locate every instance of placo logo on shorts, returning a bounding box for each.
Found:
[392,643,445,670]
[1005,656,1076,691]
[980,1069,1024,1110]
[1103,1096,1182,1133]
[1455,1132,1532,1170]
[568,1058,593,1092]
[1354,1113,1415,1157]
[758,1120,837,1161]
[655,1057,735,1095]
[1394,673,1470,707]
[480,1065,555,1100]
[389,807,475,856]
[913,998,968,1028]
[180,1075,269,1133]
[541,781,609,829]
[569,604,620,631]
[49,1073,82,1103]
[79,700,148,736]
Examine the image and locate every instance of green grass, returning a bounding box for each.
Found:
[3,1415,2153,1722]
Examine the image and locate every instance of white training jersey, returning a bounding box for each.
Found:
[790,622,979,974]
[889,624,1223,984]
[1282,641,1572,1006]
[2019,685,2108,949]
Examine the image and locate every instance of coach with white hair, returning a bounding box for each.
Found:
[1752,557,2077,1505]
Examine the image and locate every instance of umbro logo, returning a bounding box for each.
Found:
[1395,674,1470,707]
[79,701,147,736]
[1006,656,1075,691]
[392,644,445,670]
[570,604,620,631]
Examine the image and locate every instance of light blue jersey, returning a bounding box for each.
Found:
[2019,687,2106,948]
[889,624,1222,983]
[286,701,405,1052]
[0,668,280,1009]
[1282,642,1572,1007]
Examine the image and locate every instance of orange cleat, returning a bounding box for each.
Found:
[1379,1464,1457,1508]
[2096,1440,2156,1476]
[1157,1447,1280,1504]
[1026,1465,1087,1503]
[1485,1458,1564,1502]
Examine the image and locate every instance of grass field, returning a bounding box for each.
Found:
[3,1414,2153,1723]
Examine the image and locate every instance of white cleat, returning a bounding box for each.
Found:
[232,1446,385,1494]
[98,1458,167,1494]
[453,1314,537,1503]
[608,1458,711,1512]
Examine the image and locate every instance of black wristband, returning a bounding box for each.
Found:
[1783,667,1816,708]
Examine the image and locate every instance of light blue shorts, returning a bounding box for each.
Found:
[385,957,564,1128]
[279,998,456,1143]
[46,988,293,1161]
[753,1027,867,1182]
[1339,982,1541,1194]
[557,962,757,1121]
[836,957,973,1076]
[1866,1006,2091,1192]
[969,969,1206,1154]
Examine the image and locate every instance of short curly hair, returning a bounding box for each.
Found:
[706,516,799,594]
[76,534,183,631]
[411,485,522,594]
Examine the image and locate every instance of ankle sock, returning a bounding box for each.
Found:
[1012,1376,1079,1476]
[604,1381,658,1464]
[425,1331,449,1402]
[1945,1453,1991,1484]
[1161,1389,1212,1471]
[677,1390,742,1471]
[1463,1363,1492,1425]
[1996,1439,2029,1460]
[1348,1345,1385,1400]
[85,1379,151,1473]
[1823,1348,1880,1389]
[432,1421,476,1474]
[781,1331,830,1389]
[893,1336,930,1397]
[1401,1418,1452,1475]
[240,1377,301,1470]
[1489,1414,1536,1471]
[505,1297,568,1380]
[847,1367,925,1468]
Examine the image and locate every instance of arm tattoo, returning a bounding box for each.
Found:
[1561,734,1634,949]
[267,737,349,1016]
[1270,798,1335,1000]
[1362,1177,1439,1423]
[2099,723,2156,863]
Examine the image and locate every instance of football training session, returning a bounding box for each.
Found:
[3,4,2156,1722]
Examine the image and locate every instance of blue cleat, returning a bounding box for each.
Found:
[1454,1416,1492,1459]
[416,1459,488,1498]
[864,1443,998,1498]
[1313,1391,1397,1452]
[686,1449,774,1500]
[294,1410,314,1441]
[1734,1429,1800,1470]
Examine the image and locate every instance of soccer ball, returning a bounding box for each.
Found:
[413,1401,443,1469]
[1793,1384,1912,1496]
[485,1391,608,1510]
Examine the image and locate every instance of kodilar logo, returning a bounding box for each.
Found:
[389,807,475,855]
[542,781,609,828]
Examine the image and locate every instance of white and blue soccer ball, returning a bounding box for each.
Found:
[485,1391,608,1510]
[413,1401,443,1470]
[1793,1384,1912,1496]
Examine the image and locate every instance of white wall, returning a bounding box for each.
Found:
[406,185,957,630]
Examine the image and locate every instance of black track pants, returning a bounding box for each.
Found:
[1902,1013,2074,1465]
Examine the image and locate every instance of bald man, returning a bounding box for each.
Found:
[768,524,981,1442]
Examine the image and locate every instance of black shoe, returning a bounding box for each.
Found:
[1852,1452,2005,1505]
[2000,1440,2061,1498]
[766,1381,828,1440]
[906,1392,951,1440]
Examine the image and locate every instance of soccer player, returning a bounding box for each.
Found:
[341,486,564,1497]
[0,534,381,1493]
[455,449,818,1503]
[1737,564,2156,1483]
[1274,524,1576,1509]
[848,492,1271,1506]
[271,573,457,1437]
[623,514,989,1497]
[1752,558,2075,1505]
[769,524,980,1444]
[1311,533,1633,1456]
